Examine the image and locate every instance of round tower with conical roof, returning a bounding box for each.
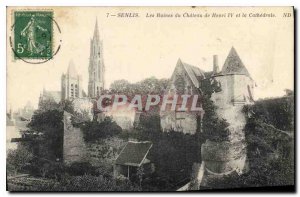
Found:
[194,47,256,189]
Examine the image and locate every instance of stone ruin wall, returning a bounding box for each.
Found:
[160,111,198,134]
[63,111,88,166]
[195,75,251,189]
[63,111,126,167]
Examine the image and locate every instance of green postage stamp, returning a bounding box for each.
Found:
[13,11,53,59]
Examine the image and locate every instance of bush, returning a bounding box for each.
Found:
[66,162,114,178]
[41,174,140,191]
[81,117,122,142]
[7,145,33,175]
[66,162,94,176]
[8,174,140,191]
[206,156,294,189]
[245,96,294,131]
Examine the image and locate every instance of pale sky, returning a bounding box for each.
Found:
[7,7,294,110]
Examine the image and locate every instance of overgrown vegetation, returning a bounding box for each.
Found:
[206,93,294,189]
[7,98,138,191]
[7,75,294,191]
[110,77,170,96]
[118,106,199,190]
[7,174,140,191]
[200,78,229,142]
[7,144,33,175]
[245,95,294,131]
[80,117,122,143]
[27,109,64,160]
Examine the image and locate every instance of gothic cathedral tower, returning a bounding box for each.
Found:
[88,19,105,98]
[61,60,82,101]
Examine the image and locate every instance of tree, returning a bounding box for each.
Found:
[137,77,170,95]
[80,117,122,143]
[27,109,64,160]
[109,77,170,96]
[59,99,74,114]
[38,99,60,112]
[110,80,132,94]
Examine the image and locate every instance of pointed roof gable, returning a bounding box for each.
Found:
[221,47,250,77]
[67,60,78,78]
[176,59,205,88]
[93,18,100,41]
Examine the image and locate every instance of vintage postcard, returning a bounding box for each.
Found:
[6,7,294,191]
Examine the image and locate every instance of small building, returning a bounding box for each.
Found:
[114,141,154,179]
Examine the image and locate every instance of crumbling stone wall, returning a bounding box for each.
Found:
[63,111,88,165]
[63,111,126,167]
[160,111,198,134]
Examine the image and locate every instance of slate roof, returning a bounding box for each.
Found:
[221,47,251,77]
[177,59,206,88]
[115,141,152,167]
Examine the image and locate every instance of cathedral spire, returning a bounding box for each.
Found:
[93,18,99,41]
[88,18,105,98]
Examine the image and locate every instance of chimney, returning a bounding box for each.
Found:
[213,55,219,74]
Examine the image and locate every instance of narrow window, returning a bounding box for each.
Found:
[96,86,99,96]
[71,84,74,97]
[75,84,78,97]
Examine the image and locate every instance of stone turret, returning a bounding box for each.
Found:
[191,47,255,190]
[212,47,254,106]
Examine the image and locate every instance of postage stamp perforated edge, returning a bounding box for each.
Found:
[10,9,54,61]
